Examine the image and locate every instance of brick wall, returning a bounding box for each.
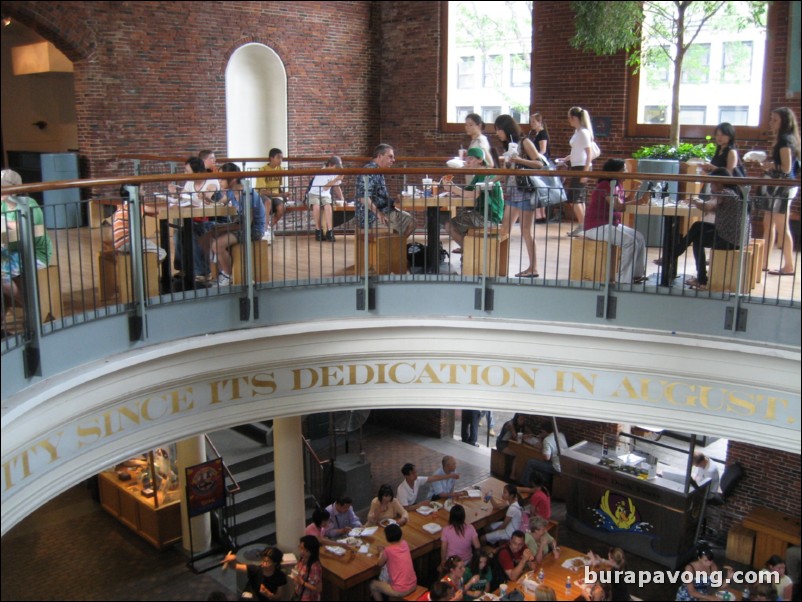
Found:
[369,409,452,439]
[3,0,378,179]
[721,441,802,532]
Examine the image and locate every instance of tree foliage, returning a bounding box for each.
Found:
[569,1,767,146]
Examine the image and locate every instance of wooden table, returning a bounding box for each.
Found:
[624,203,703,286]
[1,220,46,244]
[742,506,802,569]
[505,440,547,483]
[321,476,506,600]
[398,192,472,274]
[154,202,237,292]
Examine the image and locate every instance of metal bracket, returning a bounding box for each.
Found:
[356,287,375,310]
[724,307,748,331]
[239,298,251,321]
[596,295,617,319]
[474,287,494,311]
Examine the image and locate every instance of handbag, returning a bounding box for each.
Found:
[515,165,536,192]
[590,141,601,161]
[528,156,567,207]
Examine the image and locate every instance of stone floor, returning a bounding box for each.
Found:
[1,412,746,601]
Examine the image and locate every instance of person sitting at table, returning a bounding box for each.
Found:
[535,585,557,601]
[304,508,356,550]
[1,169,53,330]
[112,186,167,262]
[366,483,409,527]
[291,535,322,602]
[518,471,551,520]
[574,582,611,601]
[440,555,482,599]
[666,167,750,291]
[323,495,362,539]
[675,544,721,601]
[496,530,535,582]
[464,550,493,598]
[751,581,780,601]
[440,504,480,567]
[582,158,647,284]
[589,547,630,601]
[254,147,287,243]
[443,146,504,254]
[518,421,568,487]
[398,462,460,507]
[308,155,345,242]
[761,555,794,601]
[525,516,559,563]
[497,413,533,453]
[370,523,418,600]
[199,162,267,287]
[222,546,286,601]
[355,143,415,237]
[431,456,466,501]
[483,483,523,545]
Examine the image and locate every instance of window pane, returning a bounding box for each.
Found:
[482,106,502,123]
[446,1,533,124]
[458,56,475,89]
[456,106,475,122]
[635,4,767,127]
[719,106,749,125]
[679,106,707,125]
[681,44,711,84]
[722,41,753,83]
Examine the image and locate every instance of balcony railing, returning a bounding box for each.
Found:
[2,162,799,375]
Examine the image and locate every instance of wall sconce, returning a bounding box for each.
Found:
[2,16,12,27]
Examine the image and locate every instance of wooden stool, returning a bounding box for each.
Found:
[547,519,560,541]
[230,239,271,284]
[490,449,513,479]
[726,522,755,565]
[569,237,621,282]
[355,229,407,275]
[98,251,160,303]
[709,248,753,293]
[462,226,509,277]
[748,238,765,285]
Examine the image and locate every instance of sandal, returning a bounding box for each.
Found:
[452,248,463,254]
[685,277,699,288]
[515,271,539,278]
[768,270,794,276]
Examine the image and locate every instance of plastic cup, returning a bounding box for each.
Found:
[499,583,508,597]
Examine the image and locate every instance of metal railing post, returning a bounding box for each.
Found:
[241,179,255,321]
[125,185,147,341]
[14,200,43,377]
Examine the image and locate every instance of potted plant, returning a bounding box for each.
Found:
[632,139,717,163]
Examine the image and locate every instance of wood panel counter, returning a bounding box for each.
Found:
[98,471,182,549]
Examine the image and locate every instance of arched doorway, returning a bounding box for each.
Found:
[225,43,287,164]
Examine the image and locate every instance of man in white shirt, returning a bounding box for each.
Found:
[692,453,721,499]
[397,462,459,506]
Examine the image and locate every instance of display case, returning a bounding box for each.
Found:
[98,446,182,549]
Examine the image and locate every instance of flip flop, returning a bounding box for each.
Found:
[515,271,539,278]
[685,277,699,288]
[452,248,463,254]
[768,270,794,276]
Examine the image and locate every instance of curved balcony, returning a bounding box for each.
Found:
[2,161,800,535]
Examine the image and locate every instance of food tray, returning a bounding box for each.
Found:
[422,522,442,534]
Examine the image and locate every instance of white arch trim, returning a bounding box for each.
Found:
[2,317,800,535]
[225,43,288,163]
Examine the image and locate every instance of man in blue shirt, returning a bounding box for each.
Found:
[324,495,363,538]
[355,143,414,237]
[430,456,467,500]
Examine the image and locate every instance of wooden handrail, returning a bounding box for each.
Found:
[4,167,795,195]
[302,436,330,468]
[116,154,454,164]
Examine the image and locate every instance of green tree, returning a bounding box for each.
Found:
[570,1,767,147]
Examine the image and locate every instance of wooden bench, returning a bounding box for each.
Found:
[462,226,509,277]
[748,238,765,285]
[569,236,621,282]
[355,229,408,275]
[98,251,160,303]
[230,239,271,284]
[27,264,62,322]
[399,585,428,601]
[709,248,753,293]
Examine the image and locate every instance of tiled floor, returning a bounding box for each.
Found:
[1,412,741,601]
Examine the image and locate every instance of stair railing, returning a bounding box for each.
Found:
[204,434,241,549]
[302,436,331,508]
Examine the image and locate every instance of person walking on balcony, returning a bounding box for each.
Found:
[562,106,597,237]
[355,144,414,237]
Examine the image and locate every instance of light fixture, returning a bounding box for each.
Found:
[11,41,73,75]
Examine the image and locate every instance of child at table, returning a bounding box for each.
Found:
[463,550,493,599]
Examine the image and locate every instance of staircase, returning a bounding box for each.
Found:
[207,428,278,547]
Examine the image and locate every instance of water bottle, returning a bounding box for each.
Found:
[538,568,545,583]
[743,587,750,601]
[565,575,572,594]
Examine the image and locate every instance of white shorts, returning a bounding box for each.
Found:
[307,193,332,207]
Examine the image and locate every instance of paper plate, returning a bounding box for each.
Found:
[422,522,442,534]
[379,518,397,528]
